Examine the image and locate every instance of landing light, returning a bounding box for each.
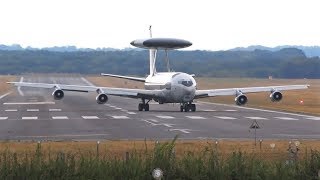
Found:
[299,100,304,104]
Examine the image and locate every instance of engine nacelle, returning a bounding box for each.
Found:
[270,91,282,102]
[235,94,248,106]
[52,89,64,100]
[96,93,108,104]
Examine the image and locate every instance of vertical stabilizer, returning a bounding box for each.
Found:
[149,25,156,76]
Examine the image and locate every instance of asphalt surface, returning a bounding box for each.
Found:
[0,74,319,141]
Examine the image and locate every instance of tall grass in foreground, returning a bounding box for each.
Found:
[1,139,320,179]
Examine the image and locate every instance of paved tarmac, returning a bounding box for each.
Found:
[0,74,319,141]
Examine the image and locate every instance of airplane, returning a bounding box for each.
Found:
[8,27,309,112]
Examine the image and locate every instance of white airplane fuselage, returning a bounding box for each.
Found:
[144,72,196,103]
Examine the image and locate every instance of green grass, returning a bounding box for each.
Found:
[1,138,320,179]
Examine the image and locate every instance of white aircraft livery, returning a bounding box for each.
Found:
[8,27,309,112]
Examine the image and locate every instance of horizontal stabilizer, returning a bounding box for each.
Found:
[101,73,145,82]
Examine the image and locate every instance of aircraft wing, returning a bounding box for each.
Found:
[195,85,309,98]
[7,82,160,99]
[101,73,146,82]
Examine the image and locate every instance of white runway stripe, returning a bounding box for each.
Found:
[5,109,17,112]
[203,110,216,112]
[4,102,55,105]
[82,116,99,119]
[274,117,298,120]
[215,116,237,120]
[52,116,69,120]
[127,112,136,115]
[245,117,268,120]
[306,117,320,121]
[27,109,39,112]
[156,115,174,119]
[0,117,8,120]
[22,116,38,120]
[111,116,129,119]
[186,116,206,119]
[225,110,238,112]
[49,109,62,112]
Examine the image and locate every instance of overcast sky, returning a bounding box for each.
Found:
[0,0,319,50]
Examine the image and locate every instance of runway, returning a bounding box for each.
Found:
[0,74,319,141]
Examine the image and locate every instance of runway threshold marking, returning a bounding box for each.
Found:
[52,116,69,120]
[274,117,298,121]
[214,116,237,120]
[186,116,206,119]
[5,109,18,112]
[4,102,55,105]
[245,117,268,120]
[156,115,174,119]
[82,116,99,119]
[0,117,8,120]
[22,116,38,120]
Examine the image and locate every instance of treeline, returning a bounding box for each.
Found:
[0,48,319,78]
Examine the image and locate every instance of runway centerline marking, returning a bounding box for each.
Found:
[27,109,39,112]
[5,109,18,112]
[214,116,237,120]
[225,110,238,112]
[52,116,69,120]
[274,117,298,121]
[4,102,55,105]
[22,116,38,120]
[49,109,62,112]
[156,115,174,119]
[127,112,136,115]
[149,119,159,122]
[245,117,268,120]
[186,116,206,119]
[111,116,129,119]
[82,116,99,119]
[0,117,8,120]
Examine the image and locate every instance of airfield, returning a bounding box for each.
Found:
[0,74,319,141]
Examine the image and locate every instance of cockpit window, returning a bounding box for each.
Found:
[178,80,193,87]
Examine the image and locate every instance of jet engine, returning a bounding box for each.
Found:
[270,91,282,102]
[235,94,248,106]
[96,93,108,104]
[52,89,64,100]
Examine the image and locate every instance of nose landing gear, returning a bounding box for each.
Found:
[180,103,196,112]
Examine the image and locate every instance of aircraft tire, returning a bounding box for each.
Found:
[191,104,196,112]
[180,106,184,112]
[138,103,143,111]
[145,104,149,111]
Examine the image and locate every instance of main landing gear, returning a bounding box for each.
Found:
[180,103,196,112]
[138,98,150,111]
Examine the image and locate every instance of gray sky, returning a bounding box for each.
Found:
[0,0,319,50]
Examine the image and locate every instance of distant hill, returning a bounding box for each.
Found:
[0,47,319,78]
[230,45,320,57]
